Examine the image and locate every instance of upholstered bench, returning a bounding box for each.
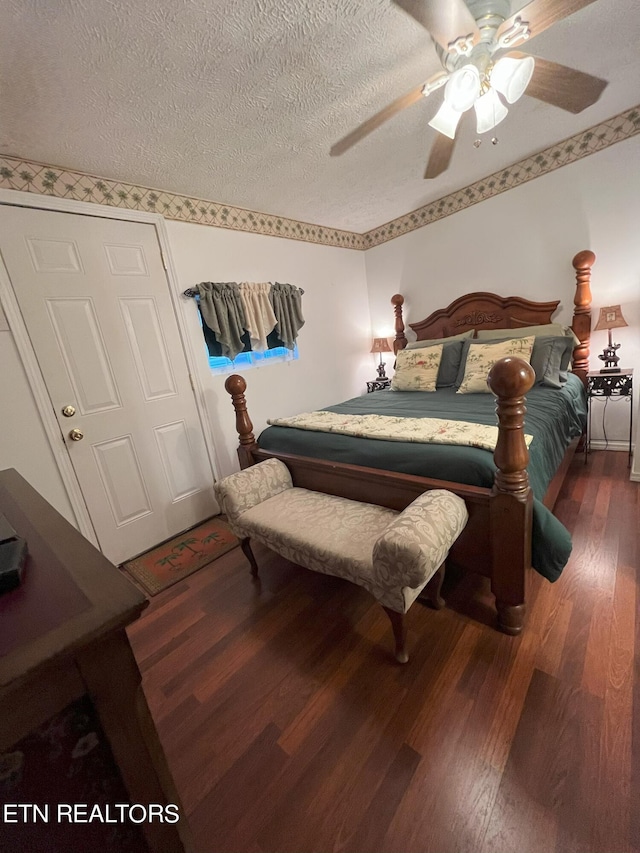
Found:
[215,458,468,662]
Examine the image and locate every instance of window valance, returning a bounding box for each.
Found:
[184,281,305,361]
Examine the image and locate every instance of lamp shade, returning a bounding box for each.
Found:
[444,65,481,112]
[474,87,509,133]
[491,55,535,104]
[428,100,462,139]
[593,305,628,331]
[370,337,392,354]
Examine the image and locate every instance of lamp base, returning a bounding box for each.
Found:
[597,343,620,371]
[376,361,388,380]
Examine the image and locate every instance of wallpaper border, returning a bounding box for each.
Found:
[362,104,640,247]
[1,104,638,251]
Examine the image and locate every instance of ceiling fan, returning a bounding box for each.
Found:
[330,0,608,179]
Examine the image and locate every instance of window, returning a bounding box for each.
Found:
[207,345,298,374]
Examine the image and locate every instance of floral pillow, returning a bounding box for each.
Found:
[391,343,444,392]
[456,336,535,394]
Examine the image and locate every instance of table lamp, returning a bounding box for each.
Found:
[593,305,628,373]
[370,337,392,380]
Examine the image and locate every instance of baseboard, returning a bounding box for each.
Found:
[631,471,640,483]
[587,440,633,452]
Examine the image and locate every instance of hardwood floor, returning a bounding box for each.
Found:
[127,451,639,853]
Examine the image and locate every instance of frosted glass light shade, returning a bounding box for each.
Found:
[474,88,509,133]
[429,101,462,139]
[444,65,481,112]
[491,55,535,104]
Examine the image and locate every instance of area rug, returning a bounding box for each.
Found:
[122,516,238,596]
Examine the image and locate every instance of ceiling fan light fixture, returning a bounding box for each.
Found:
[491,55,535,104]
[428,100,462,139]
[474,88,509,133]
[443,64,481,112]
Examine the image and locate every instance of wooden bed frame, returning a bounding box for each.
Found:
[224,250,595,636]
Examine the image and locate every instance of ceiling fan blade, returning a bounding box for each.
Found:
[497,0,598,45]
[330,72,446,157]
[393,0,480,53]
[424,133,456,179]
[509,51,608,113]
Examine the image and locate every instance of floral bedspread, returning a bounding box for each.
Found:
[268,411,533,452]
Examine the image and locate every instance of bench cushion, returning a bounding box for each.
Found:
[237,487,397,589]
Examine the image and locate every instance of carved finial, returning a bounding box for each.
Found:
[225,374,247,396]
[224,374,255,447]
[488,357,535,500]
[391,293,407,352]
[572,250,596,273]
[571,249,595,383]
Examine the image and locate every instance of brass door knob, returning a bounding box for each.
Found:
[62,405,76,417]
[68,428,84,442]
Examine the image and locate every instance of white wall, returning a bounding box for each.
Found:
[166,222,371,478]
[366,135,640,453]
[0,212,371,523]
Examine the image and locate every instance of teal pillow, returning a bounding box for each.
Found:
[405,329,475,349]
[530,336,574,388]
[436,341,465,388]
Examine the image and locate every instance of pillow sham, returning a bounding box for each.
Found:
[456,336,535,394]
[531,335,575,387]
[405,329,475,349]
[391,343,444,392]
[475,323,579,347]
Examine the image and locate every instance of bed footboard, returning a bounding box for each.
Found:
[224,356,535,635]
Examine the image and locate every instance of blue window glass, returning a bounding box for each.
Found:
[207,345,298,373]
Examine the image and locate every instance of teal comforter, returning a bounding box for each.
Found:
[258,374,587,581]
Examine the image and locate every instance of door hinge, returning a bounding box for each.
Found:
[189,373,195,391]
[160,247,168,270]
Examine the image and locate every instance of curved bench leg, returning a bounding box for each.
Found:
[383,607,408,664]
[240,537,259,578]
[420,563,446,610]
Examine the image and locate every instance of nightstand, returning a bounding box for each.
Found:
[585,369,633,466]
[367,378,391,392]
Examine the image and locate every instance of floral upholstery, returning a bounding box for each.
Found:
[215,459,468,615]
[215,457,293,537]
[372,490,468,612]
[457,336,535,393]
[391,343,444,392]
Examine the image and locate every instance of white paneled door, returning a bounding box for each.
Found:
[0,206,217,564]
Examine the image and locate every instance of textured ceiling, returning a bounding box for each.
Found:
[2,0,639,233]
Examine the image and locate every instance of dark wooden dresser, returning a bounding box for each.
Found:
[0,468,190,853]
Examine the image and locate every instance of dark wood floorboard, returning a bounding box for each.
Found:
[127,451,639,853]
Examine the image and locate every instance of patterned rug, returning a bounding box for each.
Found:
[122,516,238,596]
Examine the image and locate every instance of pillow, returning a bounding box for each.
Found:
[456,336,535,394]
[391,343,444,392]
[475,323,580,347]
[436,340,466,388]
[405,329,475,349]
[530,335,575,388]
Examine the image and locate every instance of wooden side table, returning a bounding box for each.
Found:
[585,369,633,466]
[0,468,191,853]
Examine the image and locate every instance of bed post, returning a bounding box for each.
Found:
[571,250,594,386]
[391,294,408,352]
[224,374,258,469]
[487,356,536,636]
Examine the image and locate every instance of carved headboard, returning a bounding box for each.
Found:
[390,250,594,385]
[408,292,560,340]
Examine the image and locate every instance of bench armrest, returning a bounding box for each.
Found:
[215,458,293,529]
[373,489,468,594]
